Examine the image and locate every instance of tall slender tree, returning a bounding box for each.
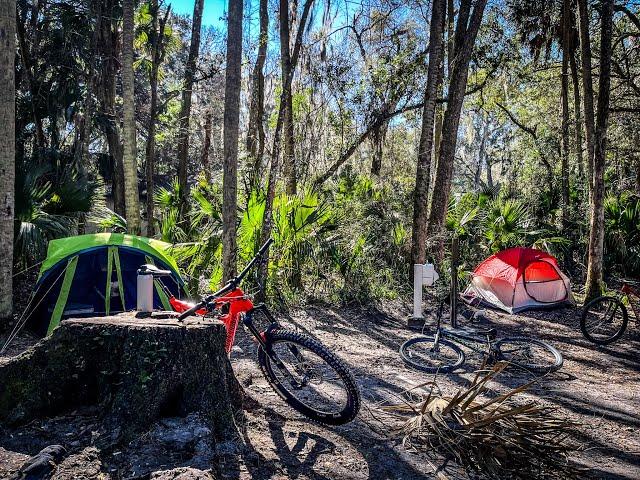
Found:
[278,0,314,195]
[585,0,614,300]
[222,0,243,282]
[144,1,171,235]
[279,0,295,195]
[98,0,125,215]
[411,0,446,266]
[177,0,205,198]
[569,50,584,180]
[122,0,142,234]
[560,0,571,231]
[577,0,596,198]
[75,0,102,168]
[246,0,268,190]
[258,0,313,291]
[427,0,488,239]
[0,0,15,319]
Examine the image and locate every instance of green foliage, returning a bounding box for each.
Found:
[483,199,531,252]
[13,155,101,268]
[603,192,640,277]
[443,192,570,275]
[318,170,412,303]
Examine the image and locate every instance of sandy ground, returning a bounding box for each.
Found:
[1,299,639,479]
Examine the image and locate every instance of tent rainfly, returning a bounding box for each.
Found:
[463,247,574,314]
[27,233,186,336]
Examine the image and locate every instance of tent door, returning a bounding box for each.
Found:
[522,259,568,303]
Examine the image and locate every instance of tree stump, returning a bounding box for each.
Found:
[0,313,242,443]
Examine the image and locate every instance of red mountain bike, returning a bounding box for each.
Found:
[580,280,640,345]
[143,239,360,425]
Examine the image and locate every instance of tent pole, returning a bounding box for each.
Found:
[47,256,79,334]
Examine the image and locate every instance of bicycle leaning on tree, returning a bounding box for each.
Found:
[580,280,640,345]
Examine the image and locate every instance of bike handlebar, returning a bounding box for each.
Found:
[177,238,273,321]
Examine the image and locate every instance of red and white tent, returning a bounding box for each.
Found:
[463,247,574,313]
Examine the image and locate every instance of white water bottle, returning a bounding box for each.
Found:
[137,272,154,312]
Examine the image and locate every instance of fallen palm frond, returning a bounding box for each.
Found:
[380,363,581,479]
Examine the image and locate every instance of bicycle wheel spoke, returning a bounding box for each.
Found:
[400,336,464,373]
[582,298,626,342]
[497,339,561,372]
[269,340,347,414]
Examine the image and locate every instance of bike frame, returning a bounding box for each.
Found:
[620,284,640,323]
[170,287,269,353]
[431,300,494,355]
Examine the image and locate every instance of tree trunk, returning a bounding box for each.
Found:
[411,0,445,266]
[145,3,171,236]
[257,0,314,294]
[177,0,205,196]
[247,0,268,191]
[75,0,101,169]
[560,0,571,231]
[577,0,596,199]
[222,0,243,282]
[477,116,489,190]
[569,49,584,181]
[584,0,613,301]
[15,4,45,154]
[0,314,242,443]
[121,0,141,234]
[370,121,389,176]
[427,0,488,238]
[280,0,296,195]
[0,0,15,320]
[201,110,212,182]
[98,0,125,215]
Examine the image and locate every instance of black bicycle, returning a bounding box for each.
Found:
[400,300,563,375]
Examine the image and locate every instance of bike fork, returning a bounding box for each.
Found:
[244,305,307,389]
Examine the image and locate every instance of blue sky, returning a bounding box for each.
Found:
[171,0,227,29]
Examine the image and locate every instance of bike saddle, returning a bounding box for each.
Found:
[138,264,172,277]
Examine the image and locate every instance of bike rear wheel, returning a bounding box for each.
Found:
[580,296,628,345]
[258,328,360,425]
[495,337,563,375]
[400,336,465,373]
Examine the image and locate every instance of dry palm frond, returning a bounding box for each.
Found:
[380,363,581,479]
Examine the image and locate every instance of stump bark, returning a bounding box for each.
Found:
[0,313,242,443]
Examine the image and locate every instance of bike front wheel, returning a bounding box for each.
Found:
[258,328,360,425]
[400,336,465,373]
[580,296,628,345]
[495,337,563,375]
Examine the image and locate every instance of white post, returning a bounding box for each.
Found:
[413,263,439,320]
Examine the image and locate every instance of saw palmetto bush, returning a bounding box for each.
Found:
[380,363,580,479]
[604,191,640,277]
[14,155,102,269]
[319,171,413,303]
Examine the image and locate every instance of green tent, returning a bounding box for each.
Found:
[28,233,186,335]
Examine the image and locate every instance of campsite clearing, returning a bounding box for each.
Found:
[1,301,639,479]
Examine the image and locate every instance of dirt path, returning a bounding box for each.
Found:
[227,302,639,479]
[1,301,638,479]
